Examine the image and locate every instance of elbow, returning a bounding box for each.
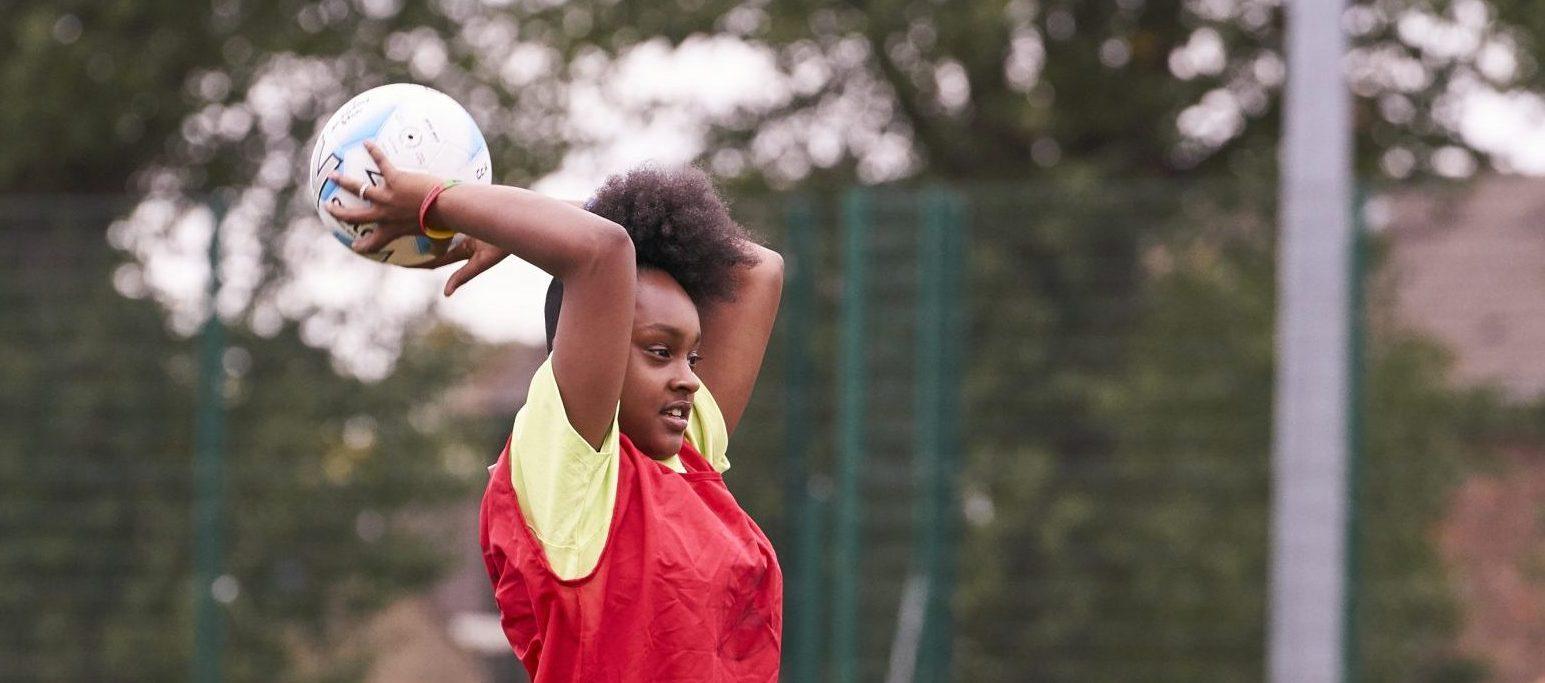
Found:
[750,244,784,278]
[581,220,636,277]
[594,219,633,255]
[550,218,632,281]
[753,247,784,289]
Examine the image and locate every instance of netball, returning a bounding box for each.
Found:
[308,83,492,265]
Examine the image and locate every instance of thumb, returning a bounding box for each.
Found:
[444,256,491,297]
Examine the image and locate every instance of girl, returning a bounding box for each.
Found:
[328,142,785,681]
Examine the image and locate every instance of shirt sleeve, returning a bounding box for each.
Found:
[508,355,620,581]
[685,382,731,473]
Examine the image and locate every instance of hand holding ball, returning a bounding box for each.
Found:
[307,83,492,266]
[322,142,441,253]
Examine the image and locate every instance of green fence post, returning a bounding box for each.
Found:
[835,188,870,683]
[192,198,228,683]
[915,187,965,681]
[784,196,823,681]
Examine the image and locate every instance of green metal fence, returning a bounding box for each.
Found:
[2,180,1530,681]
[755,179,1502,682]
[1,197,503,681]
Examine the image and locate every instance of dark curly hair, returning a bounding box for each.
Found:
[545,164,760,351]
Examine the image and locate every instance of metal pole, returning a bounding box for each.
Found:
[887,187,951,683]
[1270,0,1353,681]
[192,198,228,683]
[911,186,956,680]
[834,188,870,683]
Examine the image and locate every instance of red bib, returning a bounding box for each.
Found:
[479,434,783,682]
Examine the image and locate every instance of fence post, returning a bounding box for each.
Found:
[192,198,228,683]
[1341,185,1368,683]
[835,188,870,683]
[918,187,966,681]
[784,196,824,681]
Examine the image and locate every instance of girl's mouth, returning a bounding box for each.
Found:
[661,402,690,432]
[662,414,688,432]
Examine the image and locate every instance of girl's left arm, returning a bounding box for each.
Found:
[694,242,784,438]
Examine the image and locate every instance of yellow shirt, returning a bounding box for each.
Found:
[508,356,731,580]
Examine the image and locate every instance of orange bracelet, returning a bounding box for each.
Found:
[418,179,462,240]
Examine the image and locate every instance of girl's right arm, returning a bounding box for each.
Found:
[328,142,633,451]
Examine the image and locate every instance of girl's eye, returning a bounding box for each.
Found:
[648,347,699,366]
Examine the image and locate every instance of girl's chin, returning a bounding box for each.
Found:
[643,433,685,460]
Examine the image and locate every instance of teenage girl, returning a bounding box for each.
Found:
[328,142,785,681]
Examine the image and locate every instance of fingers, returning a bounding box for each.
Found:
[322,141,429,257]
[444,248,504,296]
[352,225,419,254]
[364,141,396,177]
[327,141,391,204]
[328,169,364,197]
[407,239,471,270]
[351,226,391,254]
[446,236,475,263]
[444,261,481,297]
[325,200,376,225]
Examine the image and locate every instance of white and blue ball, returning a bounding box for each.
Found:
[307,83,492,266]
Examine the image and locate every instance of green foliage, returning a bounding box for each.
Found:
[0,206,498,680]
[4,0,1539,196]
[0,1,461,193]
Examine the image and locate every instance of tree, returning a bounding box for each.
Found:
[6,0,1534,364]
[4,1,1541,195]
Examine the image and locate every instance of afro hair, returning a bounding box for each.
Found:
[545,164,761,351]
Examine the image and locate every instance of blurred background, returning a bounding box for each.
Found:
[4,0,1545,681]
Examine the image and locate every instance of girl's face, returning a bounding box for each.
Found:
[619,268,703,460]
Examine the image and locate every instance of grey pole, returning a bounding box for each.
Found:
[1270,1,1353,682]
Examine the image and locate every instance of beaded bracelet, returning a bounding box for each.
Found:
[418,179,462,240]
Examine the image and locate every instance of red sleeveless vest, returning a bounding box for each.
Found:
[479,433,783,682]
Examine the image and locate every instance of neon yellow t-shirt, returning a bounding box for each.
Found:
[508,356,731,580]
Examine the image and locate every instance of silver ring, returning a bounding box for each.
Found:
[358,184,371,201]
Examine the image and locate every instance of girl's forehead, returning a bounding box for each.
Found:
[633,272,700,339]
[634,320,700,345]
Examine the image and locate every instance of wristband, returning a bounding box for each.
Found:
[418,179,462,240]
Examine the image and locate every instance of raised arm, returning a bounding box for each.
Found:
[694,242,784,437]
[329,142,634,450]
[429,185,635,451]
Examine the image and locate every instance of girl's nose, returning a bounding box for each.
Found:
[673,364,701,392]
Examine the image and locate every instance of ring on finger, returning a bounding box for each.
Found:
[358,184,371,201]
